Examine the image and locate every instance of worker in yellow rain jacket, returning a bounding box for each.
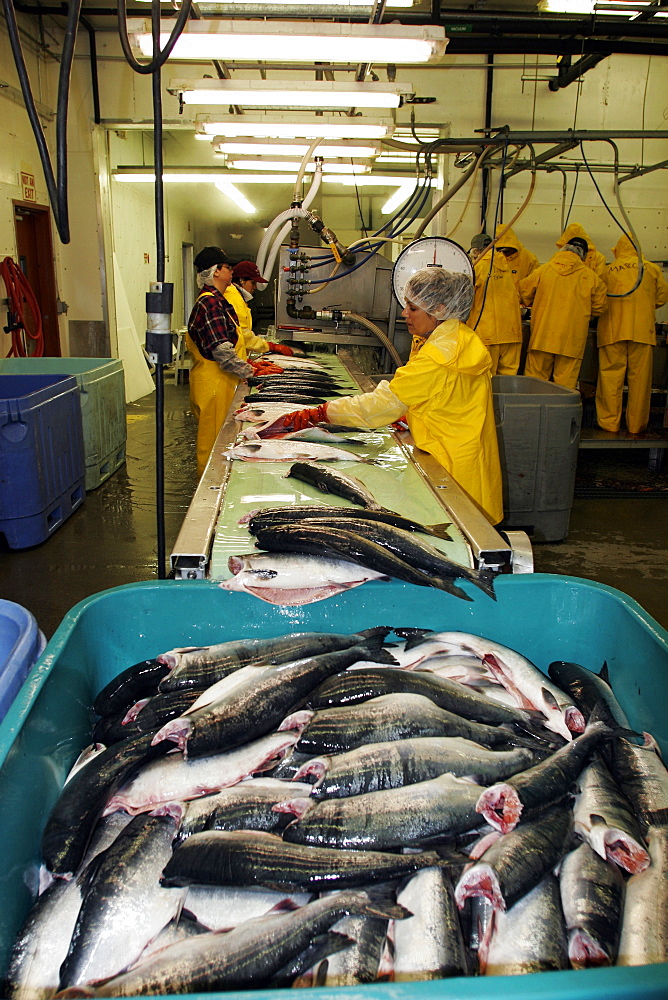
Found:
[494,224,539,288]
[186,246,253,477]
[518,238,608,390]
[258,267,504,525]
[225,261,295,358]
[467,234,523,375]
[556,222,607,280]
[596,234,668,434]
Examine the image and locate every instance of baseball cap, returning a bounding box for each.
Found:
[470,233,492,250]
[564,237,588,260]
[194,246,231,273]
[233,260,267,283]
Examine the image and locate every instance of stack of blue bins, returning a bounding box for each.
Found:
[0,373,85,549]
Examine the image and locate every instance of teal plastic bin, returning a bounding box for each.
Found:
[0,576,666,1000]
[493,375,582,543]
[0,599,45,722]
[0,358,126,491]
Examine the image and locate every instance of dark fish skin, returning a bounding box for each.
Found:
[476,719,617,833]
[547,661,630,727]
[294,693,526,755]
[93,660,170,717]
[283,517,495,600]
[243,394,327,404]
[246,505,451,542]
[41,733,169,877]
[72,888,407,998]
[308,668,532,727]
[93,689,200,745]
[286,461,384,509]
[156,642,398,759]
[269,750,316,782]
[252,524,472,600]
[175,781,312,845]
[159,630,389,693]
[559,842,625,968]
[161,829,447,893]
[270,932,355,988]
[281,772,485,850]
[302,738,537,800]
[454,804,573,912]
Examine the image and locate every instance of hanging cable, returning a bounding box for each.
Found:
[1,0,82,243]
[1,257,44,357]
[117,0,192,74]
[564,164,580,228]
[472,141,509,332]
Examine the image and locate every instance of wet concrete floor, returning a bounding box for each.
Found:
[0,380,666,638]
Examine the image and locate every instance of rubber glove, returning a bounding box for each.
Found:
[267,342,295,357]
[248,359,284,376]
[257,404,329,439]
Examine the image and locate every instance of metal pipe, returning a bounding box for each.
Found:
[618,157,668,184]
[548,52,610,91]
[481,53,494,231]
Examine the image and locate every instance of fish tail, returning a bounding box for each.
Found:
[354,638,400,666]
[359,886,412,921]
[356,626,393,641]
[470,570,497,600]
[425,522,453,541]
[392,627,434,640]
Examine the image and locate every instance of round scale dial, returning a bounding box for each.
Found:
[391,237,473,306]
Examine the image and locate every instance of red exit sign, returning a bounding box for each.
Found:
[21,172,36,202]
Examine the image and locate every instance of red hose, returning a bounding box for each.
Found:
[1,256,44,357]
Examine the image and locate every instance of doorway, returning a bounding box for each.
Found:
[13,202,61,356]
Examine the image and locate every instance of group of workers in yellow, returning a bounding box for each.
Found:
[466,222,668,438]
[185,226,667,527]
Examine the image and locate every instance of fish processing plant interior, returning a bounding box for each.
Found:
[1,1,668,998]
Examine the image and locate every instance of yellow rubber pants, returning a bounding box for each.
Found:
[487,343,521,376]
[524,349,581,390]
[186,333,239,477]
[596,341,653,434]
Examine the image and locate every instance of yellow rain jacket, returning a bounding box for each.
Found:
[495,225,539,286]
[518,250,608,359]
[326,318,504,525]
[225,283,270,355]
[556,223,607,280]
[597,235,668,347]
[467,251,522,346]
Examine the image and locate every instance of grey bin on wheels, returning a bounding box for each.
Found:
[493,375,582,543]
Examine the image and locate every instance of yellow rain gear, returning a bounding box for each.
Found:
[325,318,504,524]
[595,235,668,433]
[495,225,539,286]
[556,223,607,280]
[518,249,608,389]
[225,283,270,355]
[468,251,522,375]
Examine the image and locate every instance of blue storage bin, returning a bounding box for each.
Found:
[0,359,126,491]
[0,575,666,1000]
[0,599,45,723]
[0,373,85,548]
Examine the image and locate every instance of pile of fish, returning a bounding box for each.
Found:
[8,625,668,998]
[219,462,494,606]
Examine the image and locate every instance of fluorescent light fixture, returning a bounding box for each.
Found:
[215,179,255,213]
[381,182,415,214]
[112,169,418,186]
[197,113,394,140]
[540,0,594,10]
[212,139,381,158]
[197,0,414,7]
[327,175,432,186]
[228,159,371,173]
[174,80,411,109]
[129,19,447,64]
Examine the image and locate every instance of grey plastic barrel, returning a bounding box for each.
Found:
[493,375,582,542]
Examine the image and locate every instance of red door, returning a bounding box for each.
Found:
[13,202,61,356]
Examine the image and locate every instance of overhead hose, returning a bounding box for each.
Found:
[1,0,82,243]
[414,152,487,239]
[1,256,44,357]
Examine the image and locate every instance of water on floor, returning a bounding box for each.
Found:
[0,381,666,638]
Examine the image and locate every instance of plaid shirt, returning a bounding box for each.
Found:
[187,287,239,361]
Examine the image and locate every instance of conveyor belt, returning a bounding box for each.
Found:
[171,351,514,579]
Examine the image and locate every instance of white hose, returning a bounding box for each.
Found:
[294,139,322,202]
[259,165,324,288]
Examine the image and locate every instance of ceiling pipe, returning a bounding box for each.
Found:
[548,52,610,91]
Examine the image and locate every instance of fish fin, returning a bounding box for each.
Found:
[243,584,361,606]
[393,627,434,640]
[361,887,412,921]
[75,852,106,893]
[589,814,609,827]
[433,845,472,865]
[267,898,303,914]
[540,686,560,711]
[598,661,611,685]
[356,626,393,641]
[354,639,400,667]
[588,701,643,742]
[432,577,474,602]
[646,807,668,826]
[470,570,497,601]
[424,522,453,540]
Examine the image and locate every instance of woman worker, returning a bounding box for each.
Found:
[187,246,254,477]
[260,267,503,526]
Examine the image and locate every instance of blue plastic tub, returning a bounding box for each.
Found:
[0,359,126,491]
[0,373,85,548]
[0,575,666,1000]
[0,599,45,723]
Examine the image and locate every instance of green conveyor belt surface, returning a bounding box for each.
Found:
[210,352,472,580]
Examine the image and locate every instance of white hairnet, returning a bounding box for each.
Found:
[404,267,474,322]
[196,265,217,289]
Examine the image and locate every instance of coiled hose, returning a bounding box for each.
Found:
[1,256,44,357]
